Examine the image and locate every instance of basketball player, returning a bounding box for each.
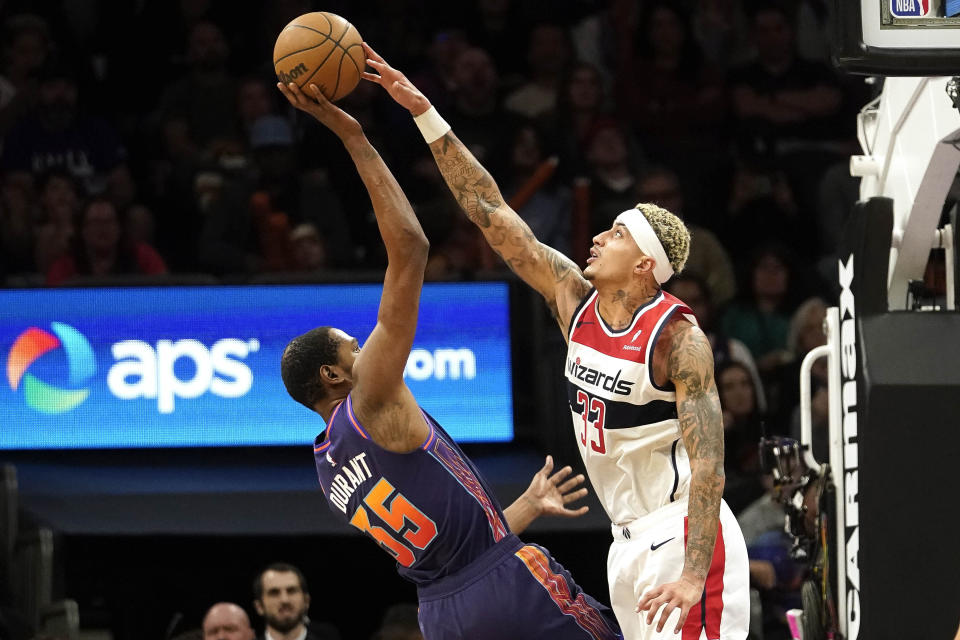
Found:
[363,44,750,639]
[275,80,622,640]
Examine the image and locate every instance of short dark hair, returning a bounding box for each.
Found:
[253,562,309,602]
[280,327,342,410]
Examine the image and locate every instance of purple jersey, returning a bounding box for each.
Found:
[313,394,510,585]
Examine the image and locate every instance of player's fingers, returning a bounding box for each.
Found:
[550,465,573,484]
[362,42,385,63]
[365,57,387,72]
[645,599,667,625]
[276,82,295,103]
[361,71,382,83]
[287,82,308,105]
[539,455,554,477]
[556,473,584,494]
[308,84,330,105]
[674,605,691,634]
[655,602,677,633]
[562,487,588,504]
[636,588,661,612]
[559,505,589,517]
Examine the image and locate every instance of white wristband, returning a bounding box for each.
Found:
[413,106,451,144]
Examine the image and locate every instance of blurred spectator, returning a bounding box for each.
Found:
[237,75,279,146]
[408,29,470,114]
[779,298,830,456]
[716,360,766,513]
[723,159,801,262]
[203,603,255,640]
[444,47,513,173]
[793,0,833,63]
[0,171,39,275]
[0,14,52,144]
[721,245,800,375]
[459,0,528,85]
[0,58,133,204]
[546,62,609,179]
[665,273,765,412]
[369,603,422,640]
[288,223,327,273]
[614,1,725,163]
[637,167,736,306]
[729,5,843,157]
[124,203,157,246]
[691,0,752,71]
[200,114,352,275]
[252,563,341,640]
[729,4,847,226]
[33,169,80,274]
[504,123,570,256]
[158,20,239,166]
[46,197,167,285]
[583,119,642,236]
[503,22,572,119]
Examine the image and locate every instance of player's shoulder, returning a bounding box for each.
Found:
[658,316,713,379]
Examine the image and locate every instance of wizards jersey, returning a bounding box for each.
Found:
[313,394,510,584]
[565,289,698,525]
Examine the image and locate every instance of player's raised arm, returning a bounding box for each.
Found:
[361,43,590,331]
[278,82,429,449]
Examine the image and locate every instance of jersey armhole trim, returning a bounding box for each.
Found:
[314,401,344,451]
[647,304,680,392]
[420,410,437,450]
[566,287,597,340]
[345,395,372,439]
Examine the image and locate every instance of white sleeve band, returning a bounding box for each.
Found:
[413,106,451,144]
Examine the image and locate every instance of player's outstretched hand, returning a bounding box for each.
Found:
[361,42,431,116]
[276,81,362,138]
[522,455,589,519]
[636,575,703,634]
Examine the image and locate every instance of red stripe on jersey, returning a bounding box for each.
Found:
[705,521,726,638]
[570,291,694,361]
[681,517,704,640]
[681,516,728,640]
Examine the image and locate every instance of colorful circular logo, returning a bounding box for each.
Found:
[6,322,96,414]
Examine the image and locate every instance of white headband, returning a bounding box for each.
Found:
[614,209,674,285]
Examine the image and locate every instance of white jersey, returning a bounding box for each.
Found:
[565,289,698,525]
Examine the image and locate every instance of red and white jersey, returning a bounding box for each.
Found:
[565,289,697,525]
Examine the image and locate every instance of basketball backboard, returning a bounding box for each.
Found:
[833,0,960,75]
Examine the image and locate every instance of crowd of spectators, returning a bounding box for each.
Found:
[0,1,888,639]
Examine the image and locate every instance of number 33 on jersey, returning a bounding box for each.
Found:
[565,289,698,525]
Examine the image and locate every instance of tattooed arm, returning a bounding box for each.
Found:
[426,131,589,323]
[361,43,590,332]
[669,322,724,585]
[637,319,724,634]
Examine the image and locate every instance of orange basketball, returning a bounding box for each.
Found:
[273,12,365,102]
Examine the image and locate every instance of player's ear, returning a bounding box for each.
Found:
[303,592,311,610]
[319,364,338,382]
[253,599,264,616]
[635,255,655,276]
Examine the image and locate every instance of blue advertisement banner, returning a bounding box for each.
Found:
[0,283,513,449]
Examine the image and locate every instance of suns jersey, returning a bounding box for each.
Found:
[313,394,511,585]
[565,289,698,525]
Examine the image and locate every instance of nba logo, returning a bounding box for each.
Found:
[890,0,930,17]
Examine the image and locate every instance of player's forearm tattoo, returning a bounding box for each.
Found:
[668,326,724,584]
[429,133,586,292]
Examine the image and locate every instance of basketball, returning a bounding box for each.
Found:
[273,12,365,102]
